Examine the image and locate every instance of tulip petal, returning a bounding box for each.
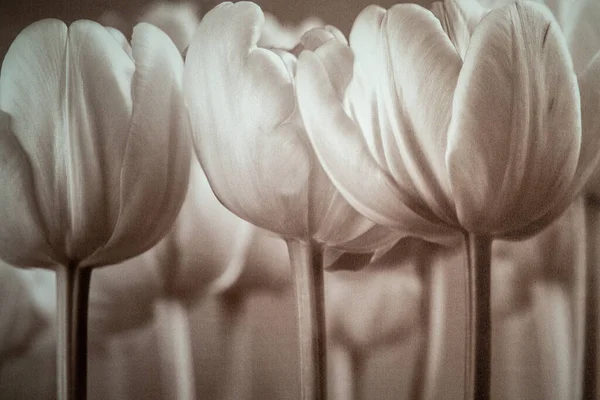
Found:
[579,52,600,198]
[86,23,191,267]
[0,19,70,259]
[346,6,388,171]
[447,2,581,236]
[184,2,311,238]
[430,0,487,59]
[353,4,463,226]
[64,20,136,262]
[296,41,456,243]
[0,112,56,267]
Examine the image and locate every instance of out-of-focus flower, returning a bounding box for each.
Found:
[0,20,191,269]
[0,263,53,361]
[296,0,600,241]
[325,252,422,351]
[184,1,404,252]
[97,10,131,37]
[87,158,291,338]
[258,12,323,49]
[491,198,585,317]
[98,2,200,54]
[490,197,586,400]
[138,2,200,53]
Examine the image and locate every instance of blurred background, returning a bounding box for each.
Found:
[0,0,434,62]
[0,1,596,399]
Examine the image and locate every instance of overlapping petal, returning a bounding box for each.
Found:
[299,0,596,241]
[296,10,459,243]
[431,0,487,58]
[185,2,403,251]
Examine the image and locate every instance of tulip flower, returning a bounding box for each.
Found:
[478,1,600,397]
[184,3,412,398]
[295,0,600,397]
[0,20,190,400]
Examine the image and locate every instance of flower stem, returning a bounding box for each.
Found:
[464,233,492,400]
[412,260,446,400]
[584,196,599,400]
[329,344,363,400]
[531,282,572,400]
[153,298,196,400]
[56,262,92,400]
[287,239,327,400]
[218,294,252,400]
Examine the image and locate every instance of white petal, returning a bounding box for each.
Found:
[86,22,191,267]
[447,2,581,236]
[184,2,311,238]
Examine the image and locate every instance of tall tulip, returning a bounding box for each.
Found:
[478,1,600,396]
[295,1,600,398]
[183,3,413,398]
[0,20,190,400]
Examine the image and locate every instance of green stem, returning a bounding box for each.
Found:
[464,234,492,400]
[287,239,327,400]
[56,262,92,400]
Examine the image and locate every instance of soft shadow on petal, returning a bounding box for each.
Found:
[86,23,191,267]
[184,2,311,238]
[0,112,56,267]
[62,20,135,262]
[447,2,581,236]
[377,4,462,225]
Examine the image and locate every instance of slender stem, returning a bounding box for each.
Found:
[584,196,599,400]
[412,260,446,400]
[56,262,92,400]
[531,282,572,400]
[218,294,252,400]
[464,233,492,400]
[329,344,363,400]
[153,298,196,400]
[287,239,327,400]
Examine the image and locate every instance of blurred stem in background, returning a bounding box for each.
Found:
[584,195,599,400]
[411,260,446,400]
